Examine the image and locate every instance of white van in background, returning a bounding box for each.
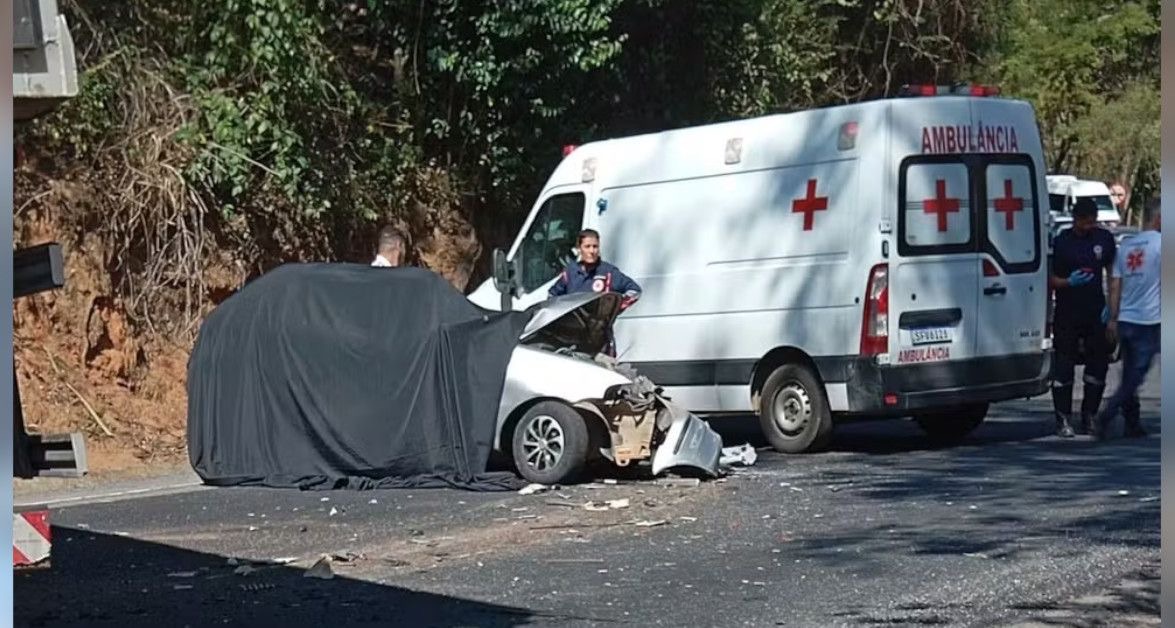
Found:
[471,84,1052,453]
[1046,175,1122,231]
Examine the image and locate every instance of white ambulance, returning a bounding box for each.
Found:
[469,84,1052,453]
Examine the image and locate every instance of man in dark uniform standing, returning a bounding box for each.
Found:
[1049,198,1117,437]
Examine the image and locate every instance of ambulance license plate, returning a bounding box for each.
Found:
[910,327,953,345]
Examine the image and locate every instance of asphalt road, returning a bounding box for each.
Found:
[15,395,1160,628]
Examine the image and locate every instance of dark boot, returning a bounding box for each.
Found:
[1124,421,1148,438]
[1079,380,1106,430]
[1080,412,1096,436]
[1055,413,1075,438]
[1091,412,1109,441]
[1122,396,1146,438]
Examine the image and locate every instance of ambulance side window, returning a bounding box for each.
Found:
[898,159,974,256]
[515,192,586,292]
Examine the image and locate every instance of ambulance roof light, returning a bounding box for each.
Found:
[562,144,577,157]
[897,84,1001,98]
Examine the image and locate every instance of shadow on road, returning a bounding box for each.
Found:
[16,528,540,628]
[706,400,1160,571]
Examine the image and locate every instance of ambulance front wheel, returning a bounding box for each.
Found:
[758,364,835,454]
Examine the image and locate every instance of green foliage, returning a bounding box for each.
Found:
[994,0,1159,172]
[19,0,1161,273]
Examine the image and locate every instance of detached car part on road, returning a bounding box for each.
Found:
[500,291,723,484]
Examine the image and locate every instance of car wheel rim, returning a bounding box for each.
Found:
[522,415,564,471]
[772,382,812,436]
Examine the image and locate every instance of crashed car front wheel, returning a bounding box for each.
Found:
[511,401,590,485]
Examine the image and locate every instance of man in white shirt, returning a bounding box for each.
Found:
[371,226,406,267]
[1095,197,1161,439]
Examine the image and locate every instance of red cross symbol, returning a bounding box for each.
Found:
[792,179,828,231]
[922,180,960,232]
[1126,249,1144,272]
[992,179,1024,230]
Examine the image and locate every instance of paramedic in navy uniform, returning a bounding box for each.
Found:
[1049,197,1117,438]
[549,229,641,355]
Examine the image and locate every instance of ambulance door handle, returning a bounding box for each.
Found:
[983,285,1007,296]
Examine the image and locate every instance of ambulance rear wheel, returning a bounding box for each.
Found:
[913,403,988,444]
[759,364,834,454]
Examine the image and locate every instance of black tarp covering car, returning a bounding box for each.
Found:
[186,263,533,491]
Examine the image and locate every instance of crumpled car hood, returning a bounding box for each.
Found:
[519,292,623,356]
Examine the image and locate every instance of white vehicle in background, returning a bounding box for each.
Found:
[1046,175,1122,238]
[475,83,1053,454]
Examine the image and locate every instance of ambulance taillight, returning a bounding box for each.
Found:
[860,264,889,356]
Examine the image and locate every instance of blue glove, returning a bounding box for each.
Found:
[1067,269,1093,287]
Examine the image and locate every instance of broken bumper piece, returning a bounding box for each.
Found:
[651,412,722,478]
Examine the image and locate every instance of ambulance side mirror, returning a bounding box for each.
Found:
[491,248,522,309]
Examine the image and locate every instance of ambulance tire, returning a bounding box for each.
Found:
[913,403,989,444]
[759,364,834,454]
[511,401,590,485]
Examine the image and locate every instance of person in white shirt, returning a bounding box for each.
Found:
[371,226,406,267]
[1095,197,1161,439]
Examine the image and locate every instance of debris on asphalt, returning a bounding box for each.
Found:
[368,499,378,504]
[269,557,298,565]
[247,526,259,532]
[583,498,630,511]
[167,571,198,578]
[381,557,410,567]
[304,556,335,580]
[1139,496,1159,502]
[173,584,194,591]
[226,558,240,566]
[1117,490,1131,496]
[320,497,330,502]
[633,519,668,528]
[519,483,558,495]
[679,516,698,522]
[720,444,758,467]
[331,551,365,564]
[234,564,257,576]
[408,528,425,537]
[963,552,990,559]
[655,478,702,488]
[329,506,340,516]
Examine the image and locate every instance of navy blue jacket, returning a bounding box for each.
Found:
[548,260,641,308]
[1051,226,1116,325]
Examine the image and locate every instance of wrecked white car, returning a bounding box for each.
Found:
[497,291,723,484]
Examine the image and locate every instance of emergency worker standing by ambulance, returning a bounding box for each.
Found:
[549,229,641,356]
[1048,198,1117,437]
